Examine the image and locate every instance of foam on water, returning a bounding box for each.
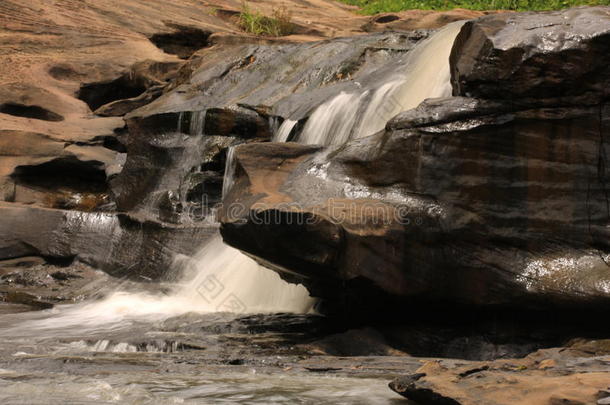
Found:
[0,238,314,336]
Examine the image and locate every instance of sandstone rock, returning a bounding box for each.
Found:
[363,8,496,32]
[389,341,610,404]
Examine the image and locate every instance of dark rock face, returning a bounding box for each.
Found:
[0,203,216,280]
[219,7,610,317]
[450,7,610,102]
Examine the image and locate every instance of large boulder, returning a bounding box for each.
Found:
[219,7,610,317]
[450,7,610,102]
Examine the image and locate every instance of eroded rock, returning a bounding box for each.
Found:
[389,340,610,404]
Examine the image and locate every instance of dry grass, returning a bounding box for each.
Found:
[238,2,294,36]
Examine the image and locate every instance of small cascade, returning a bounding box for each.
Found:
[2,238,315,336]
[189,109,207,136]
[272,119,298,142]
[221,146,236,199]
[177,236,315,314]
[298,92,370,145]
[297,21,463,146]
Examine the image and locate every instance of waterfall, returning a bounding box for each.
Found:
[273,119,298,142]
[13,237,314,334]
[221,146,236,199]
[298,92,370,145]
[10,22,463,329]
[189,109,206,135]
[297,21,463,146]
[176,236,314,314]
[156,22,463,317]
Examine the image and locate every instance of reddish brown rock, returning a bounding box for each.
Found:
[389,340,610,404]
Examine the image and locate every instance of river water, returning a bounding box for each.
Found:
[0,306,411,404]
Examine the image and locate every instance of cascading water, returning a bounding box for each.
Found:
[297,21,463,146]
[0,22,467,404]
[273,119,298,142]
[221,146,236,199]
[2,22,463,333]
[1,237,314,337]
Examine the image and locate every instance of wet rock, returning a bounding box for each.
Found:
[0,203,216,280]
[133,31,429,122]
[112,107,270,220]
[222,98,610,315]
[2,291,53,310]
[220,8,610,317]
[303,328,407,356]
[450,7,610,102]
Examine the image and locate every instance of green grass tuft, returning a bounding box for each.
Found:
[336,0,610,14]
[238,2,294,36]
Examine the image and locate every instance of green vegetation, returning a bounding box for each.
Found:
[337,0,610,14]
[238,2,294,36]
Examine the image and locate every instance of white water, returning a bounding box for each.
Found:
[273,119,298,142]
[298,21,463,146]
[3,237,314,336]
[222,145,236,199]
[298,91,370,145]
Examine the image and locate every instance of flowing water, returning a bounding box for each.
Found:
[298,22,462,146]
[0,23,463,404]
[272,119,298,143]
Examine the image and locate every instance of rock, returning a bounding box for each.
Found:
[118,30,433,223]
[362,8,498,32]
[0,203,217,280]
[1,0,471,285]
[389,342,610,404]
[219,8,610,317]
[2,291,53,310]
[389,373,462,405]
[131,30,430,122]
[113,107,271,219]
[302,328,407,356]
[450,7,610,102]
